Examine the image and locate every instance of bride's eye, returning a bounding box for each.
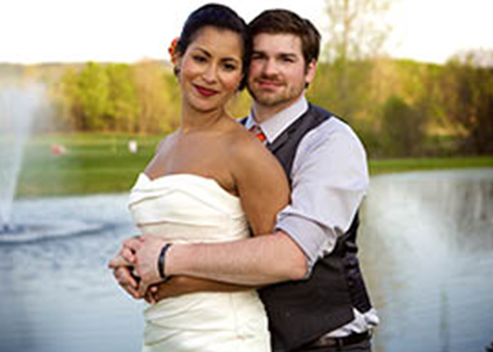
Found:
[222,63,237,71]
[193,55,207,63]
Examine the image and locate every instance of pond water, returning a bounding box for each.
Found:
[360,169,493,352]
[0,169,492,352]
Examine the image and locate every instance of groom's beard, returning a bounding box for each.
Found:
[247,73,305,108]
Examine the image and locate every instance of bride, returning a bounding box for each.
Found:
[110,4,289,352]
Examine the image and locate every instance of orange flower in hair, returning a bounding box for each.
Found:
[168,37,180,64]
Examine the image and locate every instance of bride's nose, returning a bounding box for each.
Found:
[202,63,219,84]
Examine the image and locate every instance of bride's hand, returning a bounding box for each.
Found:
[113,265,145,299]
[126,235,169,291]
[108,235,141,268]
[108,236,146,299]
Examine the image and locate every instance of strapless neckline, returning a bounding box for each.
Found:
[138,172,239,201]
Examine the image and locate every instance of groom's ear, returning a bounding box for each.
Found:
[304,59,317,89]
[305,59,317,85]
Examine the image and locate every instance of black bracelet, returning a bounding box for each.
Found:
[158,243,173,281]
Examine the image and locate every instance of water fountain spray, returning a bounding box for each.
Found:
[0,85,42,231]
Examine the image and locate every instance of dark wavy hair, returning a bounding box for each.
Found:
[175,3,251,90]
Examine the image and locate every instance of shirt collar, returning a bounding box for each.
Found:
[245,96,309,144]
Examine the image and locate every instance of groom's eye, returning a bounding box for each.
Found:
[251,53,266,61]
[280,55,295,63]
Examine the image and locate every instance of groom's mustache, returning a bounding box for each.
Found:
[254,74,284,86]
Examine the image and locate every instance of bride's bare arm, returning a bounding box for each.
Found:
[149,276,255,302]
[232,138,290,236]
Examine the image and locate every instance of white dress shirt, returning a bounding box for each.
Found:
[245,96,379,337]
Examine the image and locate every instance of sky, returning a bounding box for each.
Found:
[1,0,492,65]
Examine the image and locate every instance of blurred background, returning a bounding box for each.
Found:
[0,1,492,352]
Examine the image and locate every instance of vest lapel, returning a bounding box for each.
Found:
[266,107,311,153]
[266,132,290,153]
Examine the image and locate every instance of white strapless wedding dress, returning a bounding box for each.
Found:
[128,173,271,352]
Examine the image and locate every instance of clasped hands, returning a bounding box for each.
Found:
[108,234,170,303]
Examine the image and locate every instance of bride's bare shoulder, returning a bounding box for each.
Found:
[225,124,278,171]
[155,131,178,153]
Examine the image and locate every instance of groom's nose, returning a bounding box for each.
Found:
[262,58,279,77]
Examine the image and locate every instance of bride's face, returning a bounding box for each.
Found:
[178,26,244,113]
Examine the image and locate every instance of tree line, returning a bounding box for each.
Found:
[51,60,181,134]
[308,52,493,157]
[13,51,491,158]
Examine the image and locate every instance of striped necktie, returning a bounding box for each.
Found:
[248,125,267,143]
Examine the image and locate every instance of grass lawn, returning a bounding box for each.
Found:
[14,133,493,198]
[17,133,161,197]
[369,156,493,175]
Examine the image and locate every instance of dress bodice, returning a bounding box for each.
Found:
[129,173,250,243]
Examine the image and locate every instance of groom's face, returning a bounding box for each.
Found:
[247,33,316,110]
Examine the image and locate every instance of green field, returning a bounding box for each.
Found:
[15,133,493,197]
[18,133,161,197]
[369,157,493,175]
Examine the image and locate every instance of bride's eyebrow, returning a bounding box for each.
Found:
[191,47,212,57]
[193,47,241,63]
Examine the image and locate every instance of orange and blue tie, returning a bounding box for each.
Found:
[249,125,267,143]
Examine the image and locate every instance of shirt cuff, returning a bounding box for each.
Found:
[276,213,337,277]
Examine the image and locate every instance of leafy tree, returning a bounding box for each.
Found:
[77,62,111,130]
[441,51,493,154]
[58,67,82,130]
[106,64,139,132]
[308,60,373,120]
[379,95,426,156]
[132,61,179,134]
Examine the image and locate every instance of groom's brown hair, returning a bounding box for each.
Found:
[248,9,321,69]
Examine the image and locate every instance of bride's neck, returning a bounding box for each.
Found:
[180,104,225,133]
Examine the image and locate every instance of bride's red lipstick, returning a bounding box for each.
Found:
[195,85,218,97]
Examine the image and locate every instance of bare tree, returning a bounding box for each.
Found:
[324,0,394,62]
[321,0,396,119]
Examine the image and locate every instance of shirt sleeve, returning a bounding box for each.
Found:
[275,118,369,276]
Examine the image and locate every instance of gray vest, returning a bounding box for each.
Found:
[246,104,372,352]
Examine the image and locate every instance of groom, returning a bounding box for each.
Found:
[112,9,378,352]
